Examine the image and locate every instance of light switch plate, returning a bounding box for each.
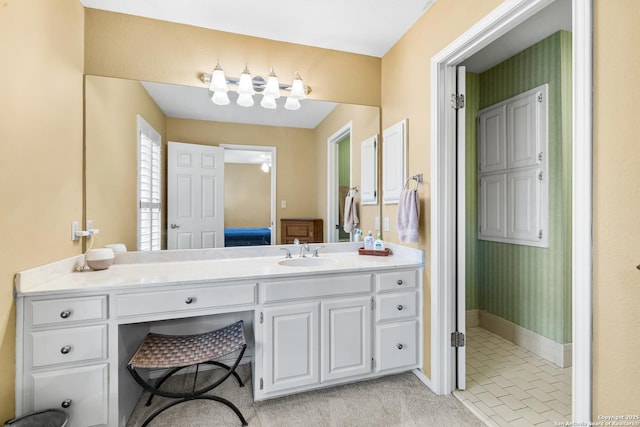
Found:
[384,217,390,232]
[281,200,287,209]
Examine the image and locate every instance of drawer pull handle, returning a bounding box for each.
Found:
[60,345,72,355]
[397,304,404,311]
[61,399,72,408]
[396,279,403,285]
[185,297,194,304]
[397,343,404,350]
[60,310,72,319]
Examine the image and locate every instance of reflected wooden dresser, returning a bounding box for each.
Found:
[280,218,323,244]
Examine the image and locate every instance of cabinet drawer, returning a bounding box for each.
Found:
[29,296,107,327]
[376,292,418,322]
[375,320,419,372]
[32,363,108,427]
[260,274,371,303]
[375,270,418,292]
[31,325,107,368]
[116,283,256,318]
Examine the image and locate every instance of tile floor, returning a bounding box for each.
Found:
[454,327,572,426]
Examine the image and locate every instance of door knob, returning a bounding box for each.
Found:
[170,224,180,229]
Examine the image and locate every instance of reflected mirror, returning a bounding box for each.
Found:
[85,75,380,251]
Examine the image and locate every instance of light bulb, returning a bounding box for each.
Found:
[289,75,306,100]
[237,92,254,107]
[261,95,277,109]
[261,162,270,173]
[284,97,301,110]
[211,91,230,106]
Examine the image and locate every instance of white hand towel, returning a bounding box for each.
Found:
[343,195,359,233]
[397,189,420,243]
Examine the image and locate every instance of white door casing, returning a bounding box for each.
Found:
[167,142,224,249]
[327,122,352,242]
[430,0,593,422]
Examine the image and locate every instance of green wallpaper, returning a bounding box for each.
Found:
[465,31,573,344]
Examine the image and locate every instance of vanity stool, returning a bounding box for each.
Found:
[127,320,248,426]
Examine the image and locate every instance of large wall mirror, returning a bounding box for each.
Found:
[85,75,381,251]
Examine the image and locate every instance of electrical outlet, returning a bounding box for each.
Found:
[71,221,79,241]
[86,219,93,231]
[384,217,390,232]
[281,200,287,209]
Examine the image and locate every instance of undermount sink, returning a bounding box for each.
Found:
[278,257,337,267]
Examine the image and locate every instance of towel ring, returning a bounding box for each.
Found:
[403,174,423,190]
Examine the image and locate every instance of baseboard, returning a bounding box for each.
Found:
[471,310,572,368]
[466,309,480,327]
[412,369,434,392]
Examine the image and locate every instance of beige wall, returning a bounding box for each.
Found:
[314,104,381,239]
[380,0,503,378]
[167,118,317,243]
[85,76,167,251]
[84,9,381,107]
[2,0,638,419]
[592,0,640,415]
[0,0,85,419]
[224,163,271,228]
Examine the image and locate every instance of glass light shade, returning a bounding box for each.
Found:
[210,68,228,92]
[261,162,270,173]
[263,74,281,99]
[260,95,277,109]
[284,97,301,111]
[237,71,255,95]
[237,92,254,108]
[211,91,230,106]
[289,77,306,100]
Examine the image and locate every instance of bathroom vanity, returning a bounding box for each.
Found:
[14,243,423,427]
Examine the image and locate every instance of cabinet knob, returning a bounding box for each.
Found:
[396,279,403,285]
[185,297,194,304]
[60,310,72,319]
[61,399,72,408]
[397,304,404,311]
[396,343,404,350]
[60,345,72,354]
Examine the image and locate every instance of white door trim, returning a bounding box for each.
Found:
[327,122,352,243]
[429,0,592,423]
[220,144,277,245]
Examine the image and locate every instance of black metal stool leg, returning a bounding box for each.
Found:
[141,395,248,427]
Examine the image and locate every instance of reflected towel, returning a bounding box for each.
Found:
[397,189,420,243]
[343,195,359,233]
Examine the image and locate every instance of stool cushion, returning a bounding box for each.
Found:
[128,320,245,369]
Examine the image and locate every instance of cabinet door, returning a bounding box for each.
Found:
[360,135,378,205]
[507,167,542,243]
[507,91,541,169]
[262,303,320,393]
[478,105,507,173]
[321,297,372,382]
[32,363,108,427]
[478,172,507,239]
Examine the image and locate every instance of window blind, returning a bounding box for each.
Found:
[137,117,161,251]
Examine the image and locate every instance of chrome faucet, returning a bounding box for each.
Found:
[280,247,292,259]
[299,243,310,258]
[312,246,325,257]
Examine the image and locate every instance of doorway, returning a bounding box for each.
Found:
[430,0,592,423]
[327,122,352,242]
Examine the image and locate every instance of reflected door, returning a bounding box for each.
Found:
[167,142,225,249]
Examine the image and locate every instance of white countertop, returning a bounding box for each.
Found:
[15,243,424,296]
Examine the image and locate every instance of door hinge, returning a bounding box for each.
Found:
[260,378,263,390]
[537,92,543,102]
[451,331,465,348]
[372,358,375,369]
[260,312,263,324]
[538,171,543,181]
[539,229,543,240]
[374,190,377,198]
[538,152,544,161]
[451,93,465,109]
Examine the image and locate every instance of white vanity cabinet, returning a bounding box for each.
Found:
[374,270,421,372]
[17,295,110,427]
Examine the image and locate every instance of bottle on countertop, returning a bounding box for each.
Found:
[374,233,385,251]
[363,230,374,250]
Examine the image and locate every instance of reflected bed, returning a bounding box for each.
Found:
[224,227,271,247]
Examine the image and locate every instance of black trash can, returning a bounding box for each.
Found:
[3,409,68,427]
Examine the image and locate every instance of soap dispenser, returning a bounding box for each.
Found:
[374,233,385,251]
[364,230,374,250]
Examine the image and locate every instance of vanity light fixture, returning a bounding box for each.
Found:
[201,65,311,111]
[261,161,270,173]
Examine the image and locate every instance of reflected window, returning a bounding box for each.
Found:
[137,115,161,251]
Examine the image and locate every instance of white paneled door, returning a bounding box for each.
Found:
[167,142,225,249]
